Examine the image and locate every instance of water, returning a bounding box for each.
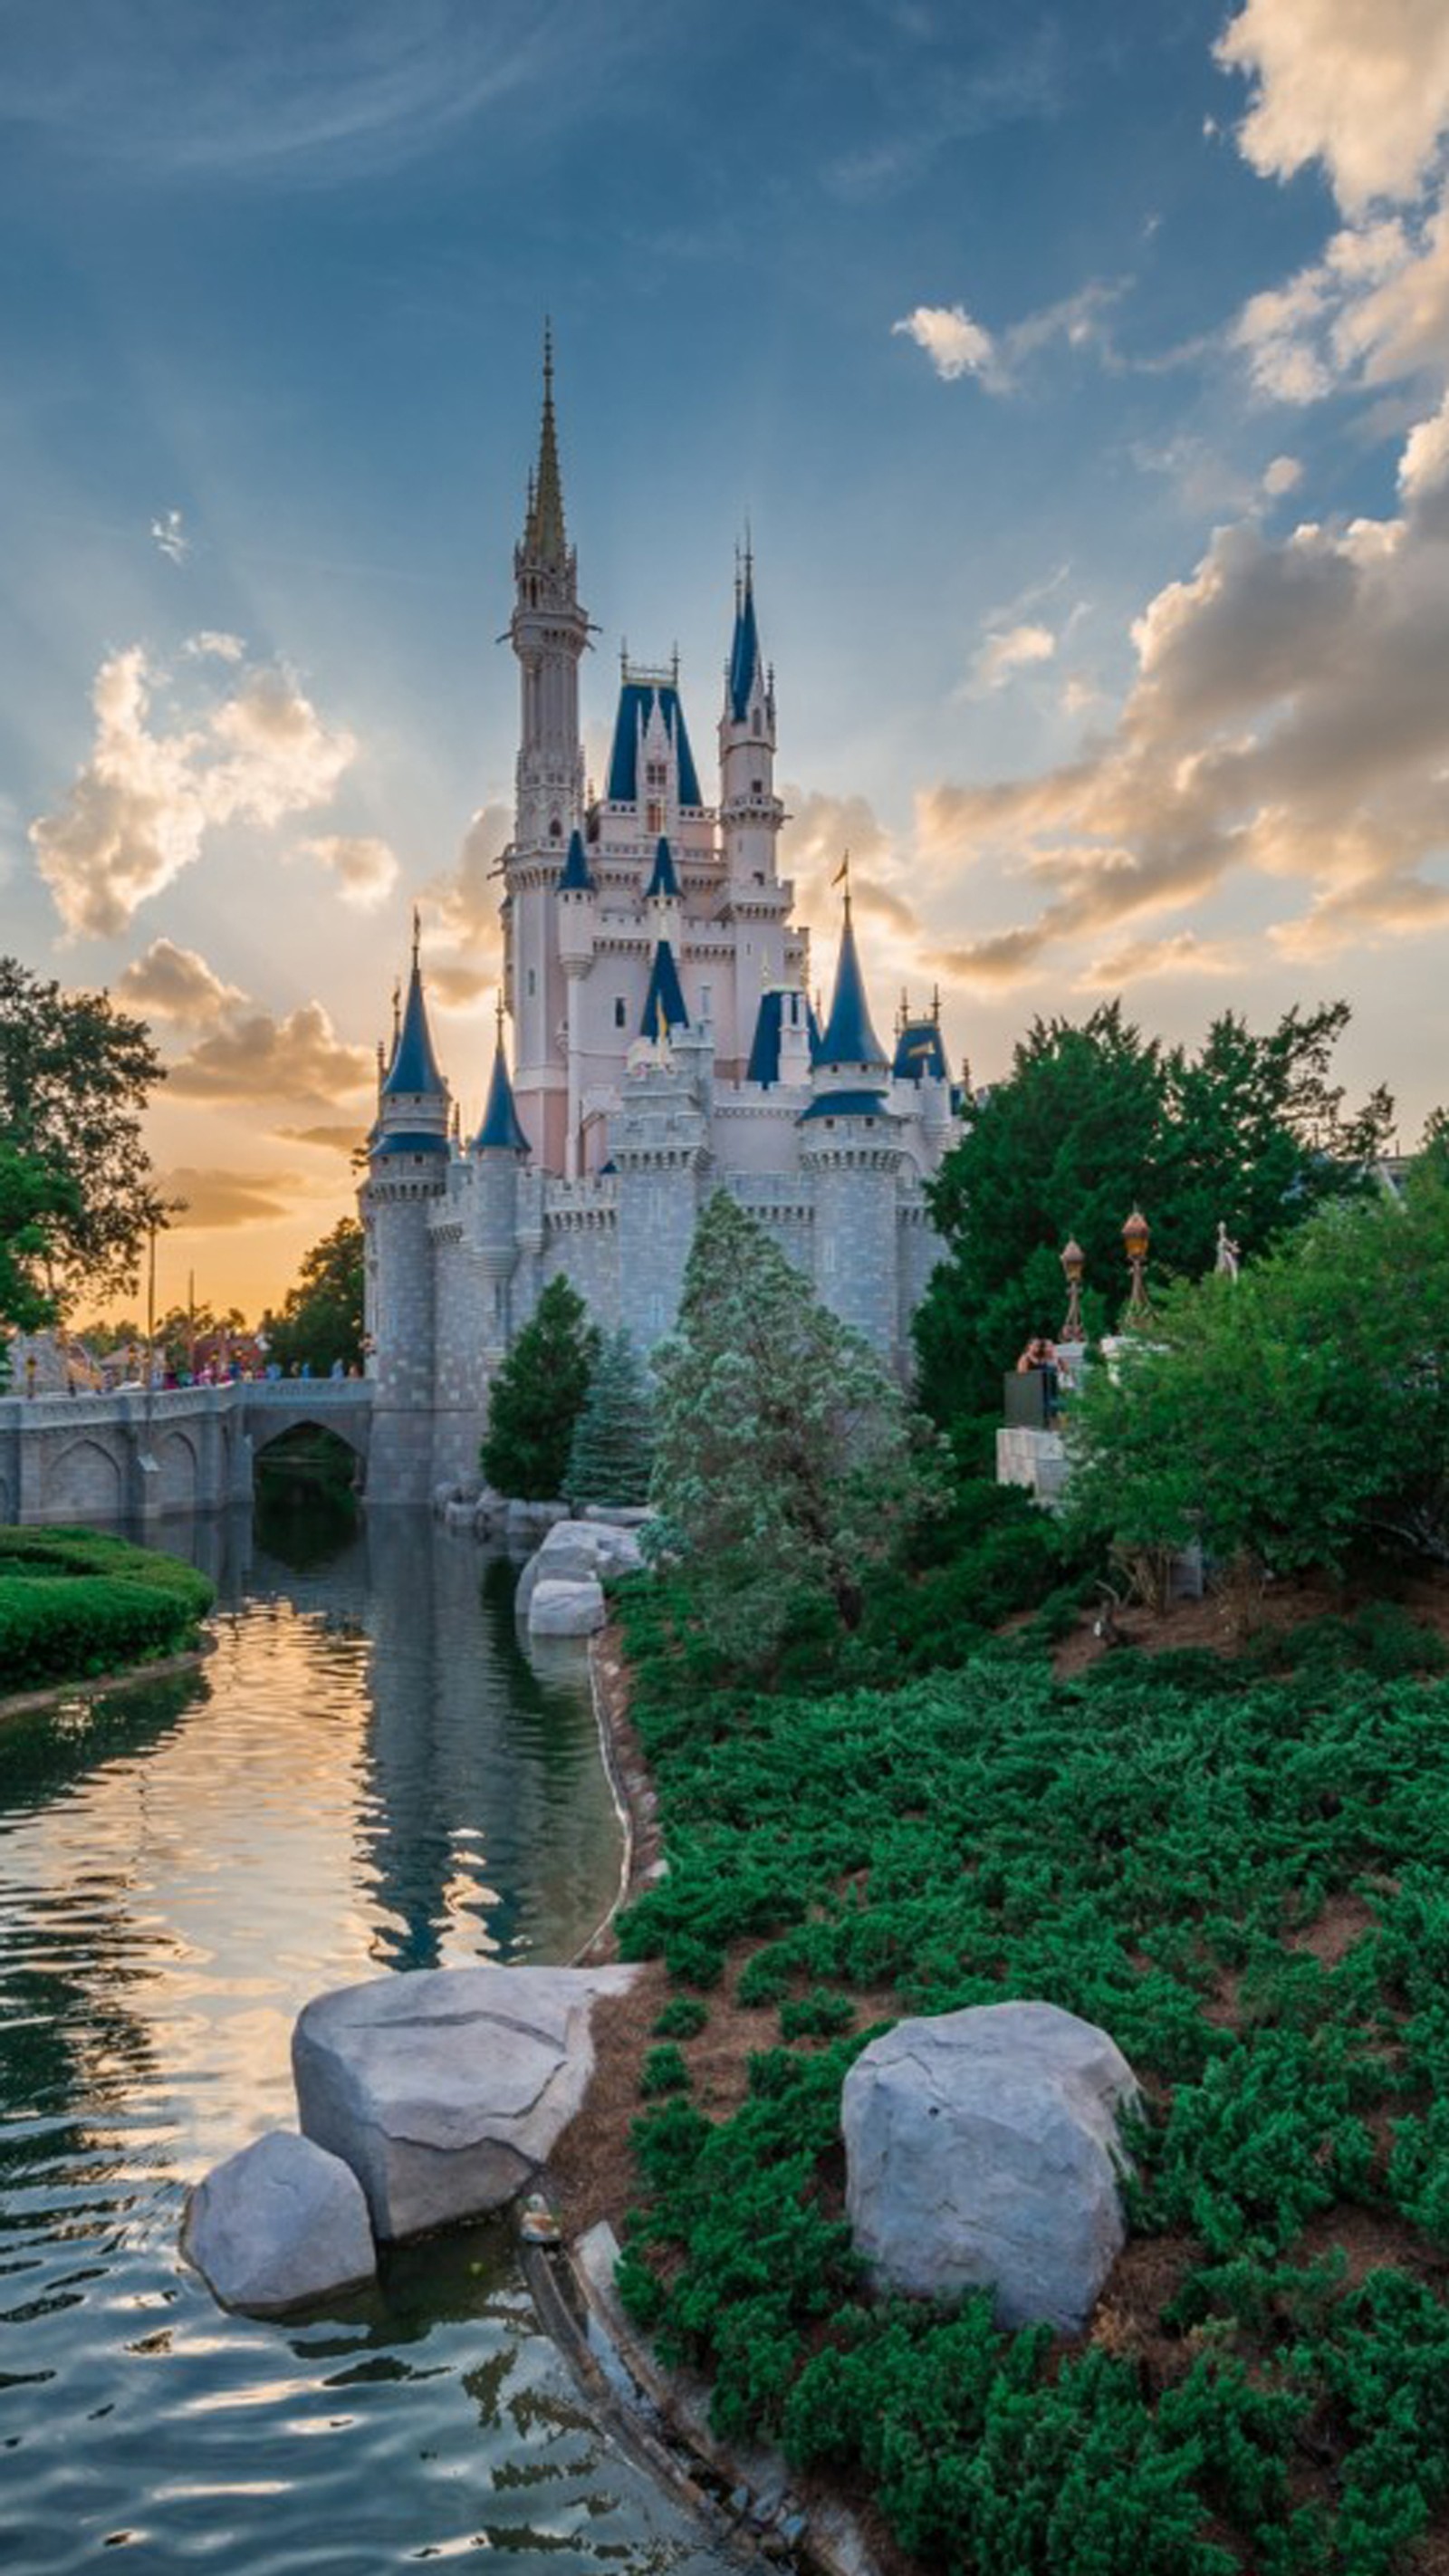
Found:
[0,1503,725,2575]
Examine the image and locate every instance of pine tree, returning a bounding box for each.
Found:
[567,1328,654,1509]
[481,1276,600,1502]
[650,1193,940,1669]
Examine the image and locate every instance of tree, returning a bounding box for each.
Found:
[0,957,168,1307]
[0,1139,79,1338]
[916,999,1392,1429]
[649,1193,942,1669]
[481,1276,600,1501]
[567,1328,654,1508]
[260,1218,364,1374]
[1067,1158,1449,1588]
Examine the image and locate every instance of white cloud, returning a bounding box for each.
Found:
[151,506,190,565]
[968,622,1057,694]
[186,630,245,662]
[31,648,359,937]
[301,832,399,908]
[1262,453,1304,495]
[116,937,247,1024]
[892,302,1002,387]
[156,1165,302,1227]
[1074,932,1244,990]
[424,802,509,960]
[1216,0,1449,216]
[1399,386,1449,506]
[916,406,1449,988]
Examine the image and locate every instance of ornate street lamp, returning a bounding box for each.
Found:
[1060,1236,1086,1343]
[1123,1207,1151,1321]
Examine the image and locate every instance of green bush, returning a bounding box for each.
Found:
[0,1528,214,1691]
[652,1995,708,2039]
[638,2043,691,2098]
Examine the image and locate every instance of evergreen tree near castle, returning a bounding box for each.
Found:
[567,1329,655,1510]
[650,1193,940,1669]
[481,1276,600,1502]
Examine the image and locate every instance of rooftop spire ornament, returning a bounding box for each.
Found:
[1123,1207,1152,1322]
[1060,1236,1086,1343]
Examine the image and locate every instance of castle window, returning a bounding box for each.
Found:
[614,997,627,1029]
[549,818,561,840]
[646,759,667,791]
[751,779,762,795]
[527,968,536,997]
[647,801,662,835]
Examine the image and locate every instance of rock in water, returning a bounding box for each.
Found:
[182,2129,376,2315]
[527,1576,606,1638]
[841,2000,1139,2332]
[293,1962,638,2241]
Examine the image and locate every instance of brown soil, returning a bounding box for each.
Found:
[1050,1562,1449,1678]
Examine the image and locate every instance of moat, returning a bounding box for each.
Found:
[0,1500,726,2575]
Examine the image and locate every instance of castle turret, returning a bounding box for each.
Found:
[644,831,683,952]
[718,550,790,1030]
[555,826,597,1179]
[363,926,451,1501]
[506,328,588,1172]
[799,888,904,1362]
[474,1004,530,1358]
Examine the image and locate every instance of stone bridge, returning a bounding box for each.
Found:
[0,1379,374,1529]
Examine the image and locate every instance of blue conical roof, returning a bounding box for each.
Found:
[816,899,887,1071]
[893,1019,949,1081]
[381,959,446,1098]
[558,825,594,893]
[728,566,760,723]
[639,939,688,1039]
[645,834,680,899]
[475,1036,530,1155]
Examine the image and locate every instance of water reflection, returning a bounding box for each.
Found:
[0,1507,724,2576]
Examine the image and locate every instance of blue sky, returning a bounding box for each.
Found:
[3,0,1447,1313]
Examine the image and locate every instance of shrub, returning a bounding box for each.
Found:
[0,1529,215,1691]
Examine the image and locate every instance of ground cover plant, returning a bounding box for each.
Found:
[0,1527,215,1693]
[609,1571,1449,2575]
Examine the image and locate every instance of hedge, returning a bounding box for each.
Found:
[0,1526,215,1692]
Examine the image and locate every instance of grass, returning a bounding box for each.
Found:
[609,1565,1449,2575]
[0,1526,215,1696]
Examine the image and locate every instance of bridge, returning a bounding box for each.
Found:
[0,1379,374,1529]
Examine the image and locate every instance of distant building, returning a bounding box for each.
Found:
[362,342,962,1504]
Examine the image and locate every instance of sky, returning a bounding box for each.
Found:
[3,0,1448,1322]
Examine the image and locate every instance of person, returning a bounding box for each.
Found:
[1015,1332,1060,1424]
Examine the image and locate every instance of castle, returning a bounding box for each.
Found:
[361,345,962,1504]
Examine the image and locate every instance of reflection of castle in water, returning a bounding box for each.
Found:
[341,1516,619,1974]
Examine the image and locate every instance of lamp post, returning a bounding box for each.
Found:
[1123,1207,1151,1322]
[1060,1236,1085,1343]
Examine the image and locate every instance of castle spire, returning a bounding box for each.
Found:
[475,1006,531,1155]
[382,946,446,1100]
[524,319,568,569]
[816,882,887,1072]
[726,538,761,724]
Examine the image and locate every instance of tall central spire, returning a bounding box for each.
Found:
[525,321,567,569]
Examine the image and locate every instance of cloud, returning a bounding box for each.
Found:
[1074,933,1245,990]
[1216,0,1449,216]
[155,1166,301,1227]
[1262,453,1304,495]
[151,506,189,564]
[300,832,399,908]
[31,648,358,937]
[116,937,247,1024]
[968,622,1057,694]
[424,802,508,958]
[426,962,497,1009]
[916,405,1449,989]
[186,630,245,662]
[892,303,1003,387]
[168,1000,374,1107]
[273,1123,368,1155]
[893,279,1126,395]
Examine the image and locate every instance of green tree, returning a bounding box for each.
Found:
[567,1328,655,1509]
[916,999,1391,1428]
[0,1139,79,1340]
[649,1193,942,1669]
[260,1217,364,1375]
[1067,1159,1449,1585]
[0,957,168,1307]
[481,1275,600,1501]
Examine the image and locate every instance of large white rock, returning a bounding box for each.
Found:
[842,2001,1138,2333]
[293,1962,638,2241]
[182,2129,376,2316]
[527,1575,606,1638]
[515,1519,646,1620]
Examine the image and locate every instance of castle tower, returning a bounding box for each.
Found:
[363,927,451,1503]
[798,889,906,1362]
[474,1003,531,1360]
[718,550,791,1029]
[554,826,597,1179]
[506,329,589,1172]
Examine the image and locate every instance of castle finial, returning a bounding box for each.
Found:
[495,987,506,1043]
[411,906,421,969]
[526,320,567,566]
[932,983,942,1024]
[391,977,401,1043]
[833,849,852,921]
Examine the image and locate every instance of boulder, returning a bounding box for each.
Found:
[842,2001,1138,2333]
[528,1575,606,1638]
[293,1961,639,2241]
[515,1519,646,1619]
[182,2129,376,2316]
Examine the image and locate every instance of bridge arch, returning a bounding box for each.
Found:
[155,1427,198,1512]
[46,1437,125,1521]
[248,1409,369,1466]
